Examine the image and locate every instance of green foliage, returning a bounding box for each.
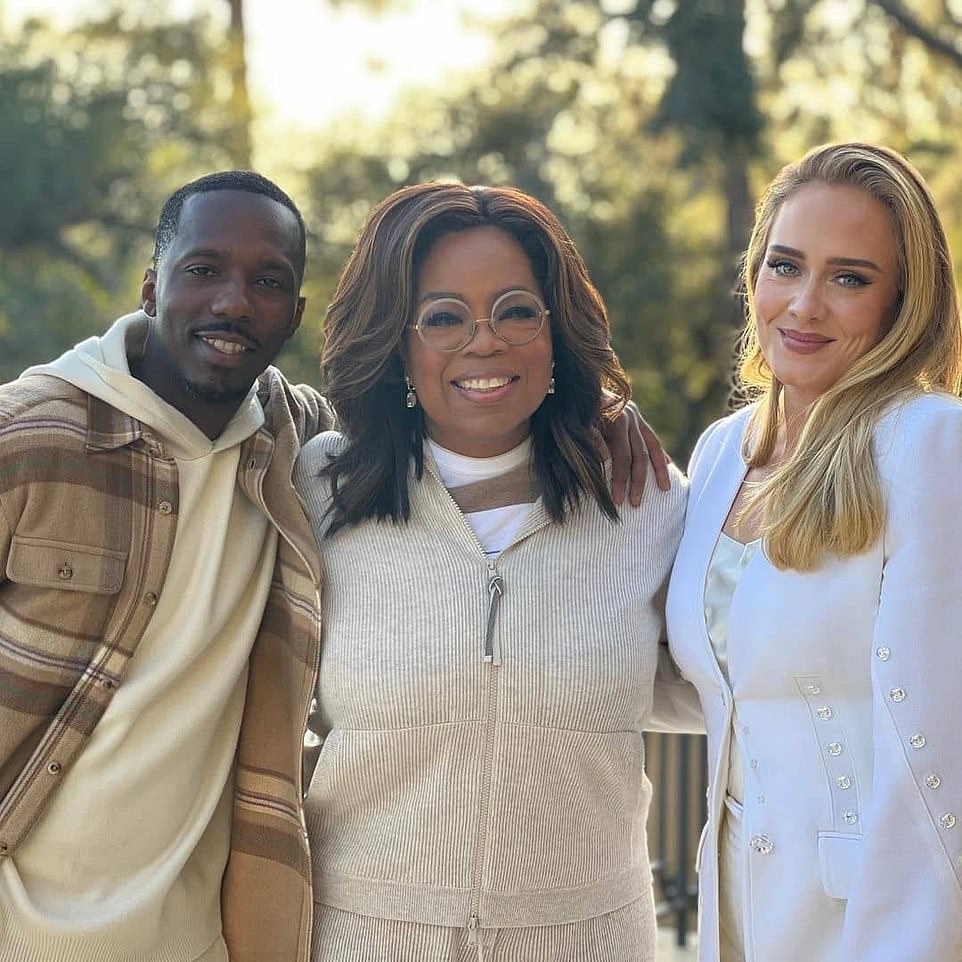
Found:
[5,0,962,457]
[0,6,254,379]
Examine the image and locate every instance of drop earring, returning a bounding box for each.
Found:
[405,376,417,409]
[547,362,555,395]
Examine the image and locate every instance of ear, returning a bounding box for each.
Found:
[289,296,306,339]
[141,268,158,317]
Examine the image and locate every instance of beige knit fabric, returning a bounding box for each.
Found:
[294,432,688,960]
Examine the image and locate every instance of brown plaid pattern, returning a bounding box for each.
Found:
[0,362,332,962]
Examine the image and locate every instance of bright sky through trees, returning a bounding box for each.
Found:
[2,0,515,128]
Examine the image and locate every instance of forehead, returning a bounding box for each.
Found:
[770,183,897,262]
[170,189,301,265]
[417,226,540,296]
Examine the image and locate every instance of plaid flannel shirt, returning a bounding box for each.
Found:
[0,360,331,962]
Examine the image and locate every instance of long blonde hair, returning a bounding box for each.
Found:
[737,142,962,570]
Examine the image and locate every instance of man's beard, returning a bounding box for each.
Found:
[183,375,251,406]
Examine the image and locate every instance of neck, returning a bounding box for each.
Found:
[129,351,247,441]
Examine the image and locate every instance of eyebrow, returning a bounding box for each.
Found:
[179,248,295,274]
[419,286,537,304]
[768,245,885,273]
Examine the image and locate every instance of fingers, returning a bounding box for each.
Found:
[603,418,631,506]
[638,416,671,497]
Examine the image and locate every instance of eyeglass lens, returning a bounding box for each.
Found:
[416,290,545,351]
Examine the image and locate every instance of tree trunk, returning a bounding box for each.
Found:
[226,0,253,168]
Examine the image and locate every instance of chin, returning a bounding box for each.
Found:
[184,376,252,405]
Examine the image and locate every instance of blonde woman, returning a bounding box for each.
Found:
[666,143,962,962]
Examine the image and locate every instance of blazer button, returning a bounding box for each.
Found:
[750,835,775,855]
[158,500,173,515]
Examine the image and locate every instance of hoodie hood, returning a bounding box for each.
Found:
[21,311,264,460]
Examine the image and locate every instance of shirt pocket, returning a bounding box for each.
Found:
[6,536,126,593]
[817,830,861,900]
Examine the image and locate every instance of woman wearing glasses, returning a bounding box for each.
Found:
[294,182,696,961]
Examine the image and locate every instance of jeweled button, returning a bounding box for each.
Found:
[837,775,852,790]
[816,706,833,720]
[941,814,957,829]
[803,684,821,695]
[843,810,858,825]
[876,646,891,661]
[750,835,775,855]
[910,733,926,749]
[927,775,942,790]
[827,742,843,756]
[889,687,906,703]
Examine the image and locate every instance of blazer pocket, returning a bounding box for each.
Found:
[817,831,861,900]
[6,536,126,593]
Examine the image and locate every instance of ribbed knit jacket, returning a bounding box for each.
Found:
[294,432,690,943]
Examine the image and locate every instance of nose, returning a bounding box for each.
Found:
[465,317,504,353]
[210,274,253,319]
[788,276,823,321]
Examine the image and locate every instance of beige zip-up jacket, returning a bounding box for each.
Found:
[294,432,692,948]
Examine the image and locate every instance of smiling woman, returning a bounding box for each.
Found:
[293,181,698,962]
[666,142,962,962]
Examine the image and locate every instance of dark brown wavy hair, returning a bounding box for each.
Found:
[320,182,631,534]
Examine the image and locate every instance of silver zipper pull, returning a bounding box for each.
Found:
[483,574,504,664]
[467,912,480,944]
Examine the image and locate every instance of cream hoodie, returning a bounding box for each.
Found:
[0,314,278,962]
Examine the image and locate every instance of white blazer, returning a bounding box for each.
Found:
[666,393,962,962]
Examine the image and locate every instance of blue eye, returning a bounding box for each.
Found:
[766,258,799,277]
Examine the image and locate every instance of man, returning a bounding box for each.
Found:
[0,172,659,962]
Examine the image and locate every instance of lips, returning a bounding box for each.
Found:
[777,328,834,355]
[192,326,260,361]
[453,375,515,392]
[779,328,833,345]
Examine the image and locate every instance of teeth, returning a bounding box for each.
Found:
[457,377,512,391]
[201,337,247,355]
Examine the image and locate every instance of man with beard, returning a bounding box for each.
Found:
[0,171,659,962]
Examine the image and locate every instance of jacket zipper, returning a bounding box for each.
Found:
[467,589,502,954]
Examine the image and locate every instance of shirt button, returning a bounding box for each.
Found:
[837,775,852,790]
[803,684,821,695]
[58,564,73,580]
[816,706,833,720]
[750,835,775,855]
[842,810,858,825]
[143,592,158,607]
[927,774,942,790]
[827,742,843,756]
[940,814,957,829]
[876,646,891,661]
[46,761,62,775]
[889,687,906,703]
[158,500,173,515]
[910,733,926,749]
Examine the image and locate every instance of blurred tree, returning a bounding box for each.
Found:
[0,6,253,381]
[225,0,253,166]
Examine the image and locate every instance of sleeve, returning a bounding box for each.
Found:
[646,464,705,734]
[842,398,962,961]
[648,641,706,734]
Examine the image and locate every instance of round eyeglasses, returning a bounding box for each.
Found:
[408,289,549,353]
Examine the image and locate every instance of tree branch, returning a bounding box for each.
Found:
[869,0,962,69]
